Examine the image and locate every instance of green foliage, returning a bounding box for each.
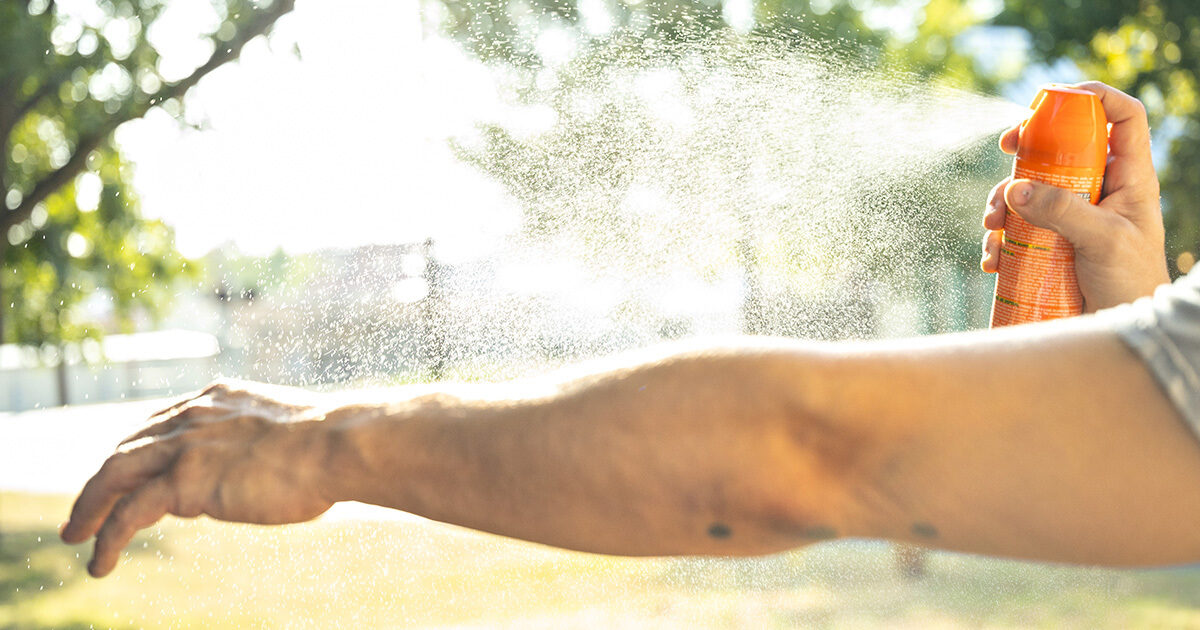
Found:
[996,0,1200,275]
[429,0,996,91]
[0,0,296,349]
[5,149,192,345]
[432,0,726,68]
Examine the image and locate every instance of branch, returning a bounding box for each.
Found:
[11,71,67,127]
[2,0,296,231]
[0,70,69,149]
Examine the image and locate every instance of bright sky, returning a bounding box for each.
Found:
[114,0,521,260]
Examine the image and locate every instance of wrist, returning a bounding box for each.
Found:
[314,398,451,512]
[314,403,397,505]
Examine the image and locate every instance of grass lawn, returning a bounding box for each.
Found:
[3,492,1200,629]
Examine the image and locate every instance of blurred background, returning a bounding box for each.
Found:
[3,0,1200,627]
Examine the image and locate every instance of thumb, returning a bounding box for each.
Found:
[1004,179,1118,254]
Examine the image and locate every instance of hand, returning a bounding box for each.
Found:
[60,380,337,577]
[981,81,1170,311]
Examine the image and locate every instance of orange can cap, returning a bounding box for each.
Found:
[1017,84,1108,169]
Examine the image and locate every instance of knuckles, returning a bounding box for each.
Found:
[199,379,243,402]
[1130,97,1149,123]
[203,379,236,395]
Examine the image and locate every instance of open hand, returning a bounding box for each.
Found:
[60,380,336,577]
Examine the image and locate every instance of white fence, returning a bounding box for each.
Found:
[0,330,220,412]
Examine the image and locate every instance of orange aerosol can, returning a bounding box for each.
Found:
[990,85,1108,327]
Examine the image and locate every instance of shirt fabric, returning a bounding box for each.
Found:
[1100,268,1200,436]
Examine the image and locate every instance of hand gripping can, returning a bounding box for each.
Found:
[990,85,1108,327]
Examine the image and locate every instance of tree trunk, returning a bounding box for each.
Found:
[421,239,446,381]
[55,344,69,406]
[0,239,6,344]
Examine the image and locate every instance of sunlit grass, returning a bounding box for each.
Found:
[3,492,1200,628]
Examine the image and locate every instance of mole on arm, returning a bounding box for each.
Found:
[802,526,838,540]
[911,522,939,539]
[707,523,732,539]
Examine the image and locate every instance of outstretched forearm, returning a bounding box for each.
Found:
[320,319,1200,565]
[319,342,874,556]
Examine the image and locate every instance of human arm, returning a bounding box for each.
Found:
[329,320,1200,566]
[62,315,1200,577]
[981,81,1170,309]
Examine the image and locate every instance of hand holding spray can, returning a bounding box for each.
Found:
[990,85,1108,327]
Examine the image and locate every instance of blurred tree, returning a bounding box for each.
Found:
[995,0,1200,276]
[0,0,295,403]
[425,0,991,89]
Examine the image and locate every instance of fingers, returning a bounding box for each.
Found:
[1003,82,1151,163]
[88,476,173,578]
[980,177,1010,272]
[142,380,235,421]
[999,125,1019,155]
[122,383,235,446]
[1004,179,1121,255]
[61,440,179,545]
[119,403,229,447]
[119,415,190,447]
[1070,82,1152,160]
[984,177,1011,230]
[1004,83,1158,228]
[981,229,1003,273]
[145,392,204,422]
[1069,82,1159,213]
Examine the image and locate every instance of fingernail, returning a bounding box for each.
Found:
[1010,181,1033,204]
